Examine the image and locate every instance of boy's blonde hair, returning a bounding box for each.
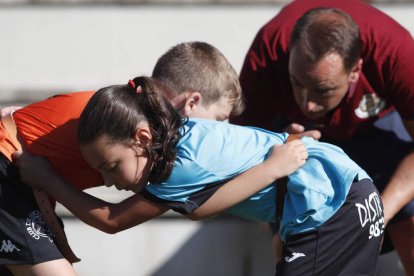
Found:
[152,41,244,116]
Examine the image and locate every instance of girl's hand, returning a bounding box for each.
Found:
[12,150,55,191]
[263,140,308,179]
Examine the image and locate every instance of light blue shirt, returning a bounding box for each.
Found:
[145,118,370,240]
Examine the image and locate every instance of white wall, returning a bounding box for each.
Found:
[0,5,277,101]
[1,4,411,102]
[67,216,276,276]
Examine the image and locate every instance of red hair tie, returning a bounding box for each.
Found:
[128,79,142,94]
[128,79,136,89]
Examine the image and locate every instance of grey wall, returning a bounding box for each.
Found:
[1,4,413,104]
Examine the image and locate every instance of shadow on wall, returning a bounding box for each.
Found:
[66,212,404,276]
[149,219,405,276]
[151,218,275,276]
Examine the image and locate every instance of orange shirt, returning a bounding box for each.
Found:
[0,91,102,191]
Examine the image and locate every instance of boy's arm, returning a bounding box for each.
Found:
[12,151,168,234]
[188,140,307,220]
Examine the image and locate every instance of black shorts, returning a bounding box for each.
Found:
[0,153,63,267]
[276,179,384,276]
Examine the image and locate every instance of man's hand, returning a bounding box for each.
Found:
[284,123,322,140]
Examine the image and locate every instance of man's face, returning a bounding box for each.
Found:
[289,45,359,120]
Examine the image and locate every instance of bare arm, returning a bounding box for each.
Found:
[381,119,414,225]
[188,140,308,220]
[13,151,168,234]
[14,140,307,227]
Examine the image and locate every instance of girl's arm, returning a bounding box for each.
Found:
[12,151,168,234]
[188,140,307,220]
[13,139,306,230]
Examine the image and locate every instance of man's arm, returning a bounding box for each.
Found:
[381,119,414,225]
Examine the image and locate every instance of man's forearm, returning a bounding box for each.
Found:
[381,151,414,225]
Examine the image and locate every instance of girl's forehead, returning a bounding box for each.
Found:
[80,136,116,164]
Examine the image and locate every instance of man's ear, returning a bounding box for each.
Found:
[182,92,202,116]
[349,58,363,83]
[133,126,152,153]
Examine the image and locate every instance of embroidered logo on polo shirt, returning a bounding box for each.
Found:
[354,94,385,119]
[0,240,20,253]
[25,210,54,242]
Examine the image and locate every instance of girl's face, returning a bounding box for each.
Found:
[80,129,152,193]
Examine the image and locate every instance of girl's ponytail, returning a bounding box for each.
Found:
[131,76,182,183]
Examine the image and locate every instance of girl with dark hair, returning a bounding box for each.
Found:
[20,76,382,275]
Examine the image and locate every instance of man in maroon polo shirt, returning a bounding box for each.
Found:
[233,0,414,273]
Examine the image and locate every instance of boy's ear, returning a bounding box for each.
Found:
[133,126,152,150]
[182,92,202,116]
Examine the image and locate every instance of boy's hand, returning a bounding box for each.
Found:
[264,140,308,179]
[12,150,54,190]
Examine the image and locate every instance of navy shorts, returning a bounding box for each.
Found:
[276,179,384,276]
[0,153,64,268]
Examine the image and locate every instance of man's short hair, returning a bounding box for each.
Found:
[290,8,361,72]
